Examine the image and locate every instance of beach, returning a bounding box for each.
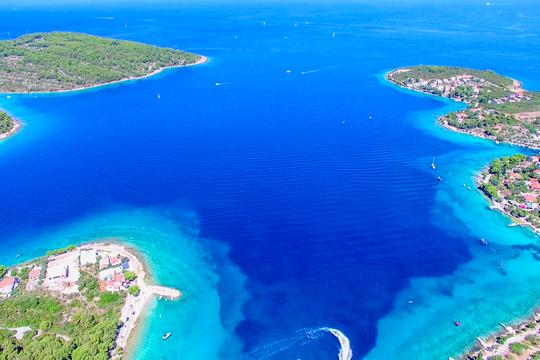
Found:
[80,242,182,352]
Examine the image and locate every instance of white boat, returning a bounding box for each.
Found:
[162,332,171,340]
[157,93,161,100]
[431,155,436,170]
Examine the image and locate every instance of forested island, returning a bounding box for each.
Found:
[0,242,181,359]
[387,66,540,149]
[0,32,205,93]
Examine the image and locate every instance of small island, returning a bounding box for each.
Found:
[387,66,540,149]
[478,154,540,234]
[0,242,181,359]
[0,32,205,93]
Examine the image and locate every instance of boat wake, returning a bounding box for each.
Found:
[300,64,343,76]
[321,327,353,360]
[247,327,352,359]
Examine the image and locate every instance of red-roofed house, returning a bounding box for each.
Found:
[0,276,19,297]
[105,273,125,292]
[530,179,540,190]
[524,194,539,209]
[28,267,41,280]
[110,256,121,267]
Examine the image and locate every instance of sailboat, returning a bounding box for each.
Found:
[157,93,161,100]
[431,156,436,170]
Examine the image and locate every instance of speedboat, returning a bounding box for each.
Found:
[162,332,172,340]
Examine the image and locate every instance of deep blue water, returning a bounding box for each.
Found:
[1,1,540,359]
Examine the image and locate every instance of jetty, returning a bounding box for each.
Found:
[148,285,182,299]
[86,243,183,352]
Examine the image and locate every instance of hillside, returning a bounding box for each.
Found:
[0,32,202,92]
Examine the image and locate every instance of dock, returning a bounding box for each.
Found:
[148,285,182,300]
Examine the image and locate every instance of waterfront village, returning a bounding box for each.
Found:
[0,243,181,359]
[464,312,540,360]
[388,66,540,149]
[478,154,540,234]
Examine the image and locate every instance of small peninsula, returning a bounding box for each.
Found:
[0,110,19,140]
[0,32,205,93]
[0,242,181,359]
[478,154,540,235]
[387,66,540,149]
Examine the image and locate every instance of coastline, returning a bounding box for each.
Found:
[0,118,22,141]
[0,240,182,358]
[386,67,540,359]
[0,54,207,147]
[438,119,540,151]
[475,168,540,236]
[385,67,540,150]
[123,295,157,360]
[462,307,540,359]
[80,241,182,353]
[1,55,208,96]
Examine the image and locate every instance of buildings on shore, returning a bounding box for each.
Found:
[0,245,134,298]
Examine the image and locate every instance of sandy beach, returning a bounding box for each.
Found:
[80,242,182,353]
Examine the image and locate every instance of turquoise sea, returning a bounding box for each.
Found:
[0,1,540,359]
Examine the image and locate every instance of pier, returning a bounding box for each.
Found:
[148,285,182,299]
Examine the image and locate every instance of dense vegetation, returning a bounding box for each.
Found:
[445,110,517,132]
[0,292,123,359]
[46,244,76,257]
[388,65,540,148]
[496,92,540,113]
[0,111,14,135]
[479,154,540,229]
[0,265,126,359]
[389,65,514,88]
[0,32,201,92]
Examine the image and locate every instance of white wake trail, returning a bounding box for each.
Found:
[321,327,353,360]
[247,327,352,360]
